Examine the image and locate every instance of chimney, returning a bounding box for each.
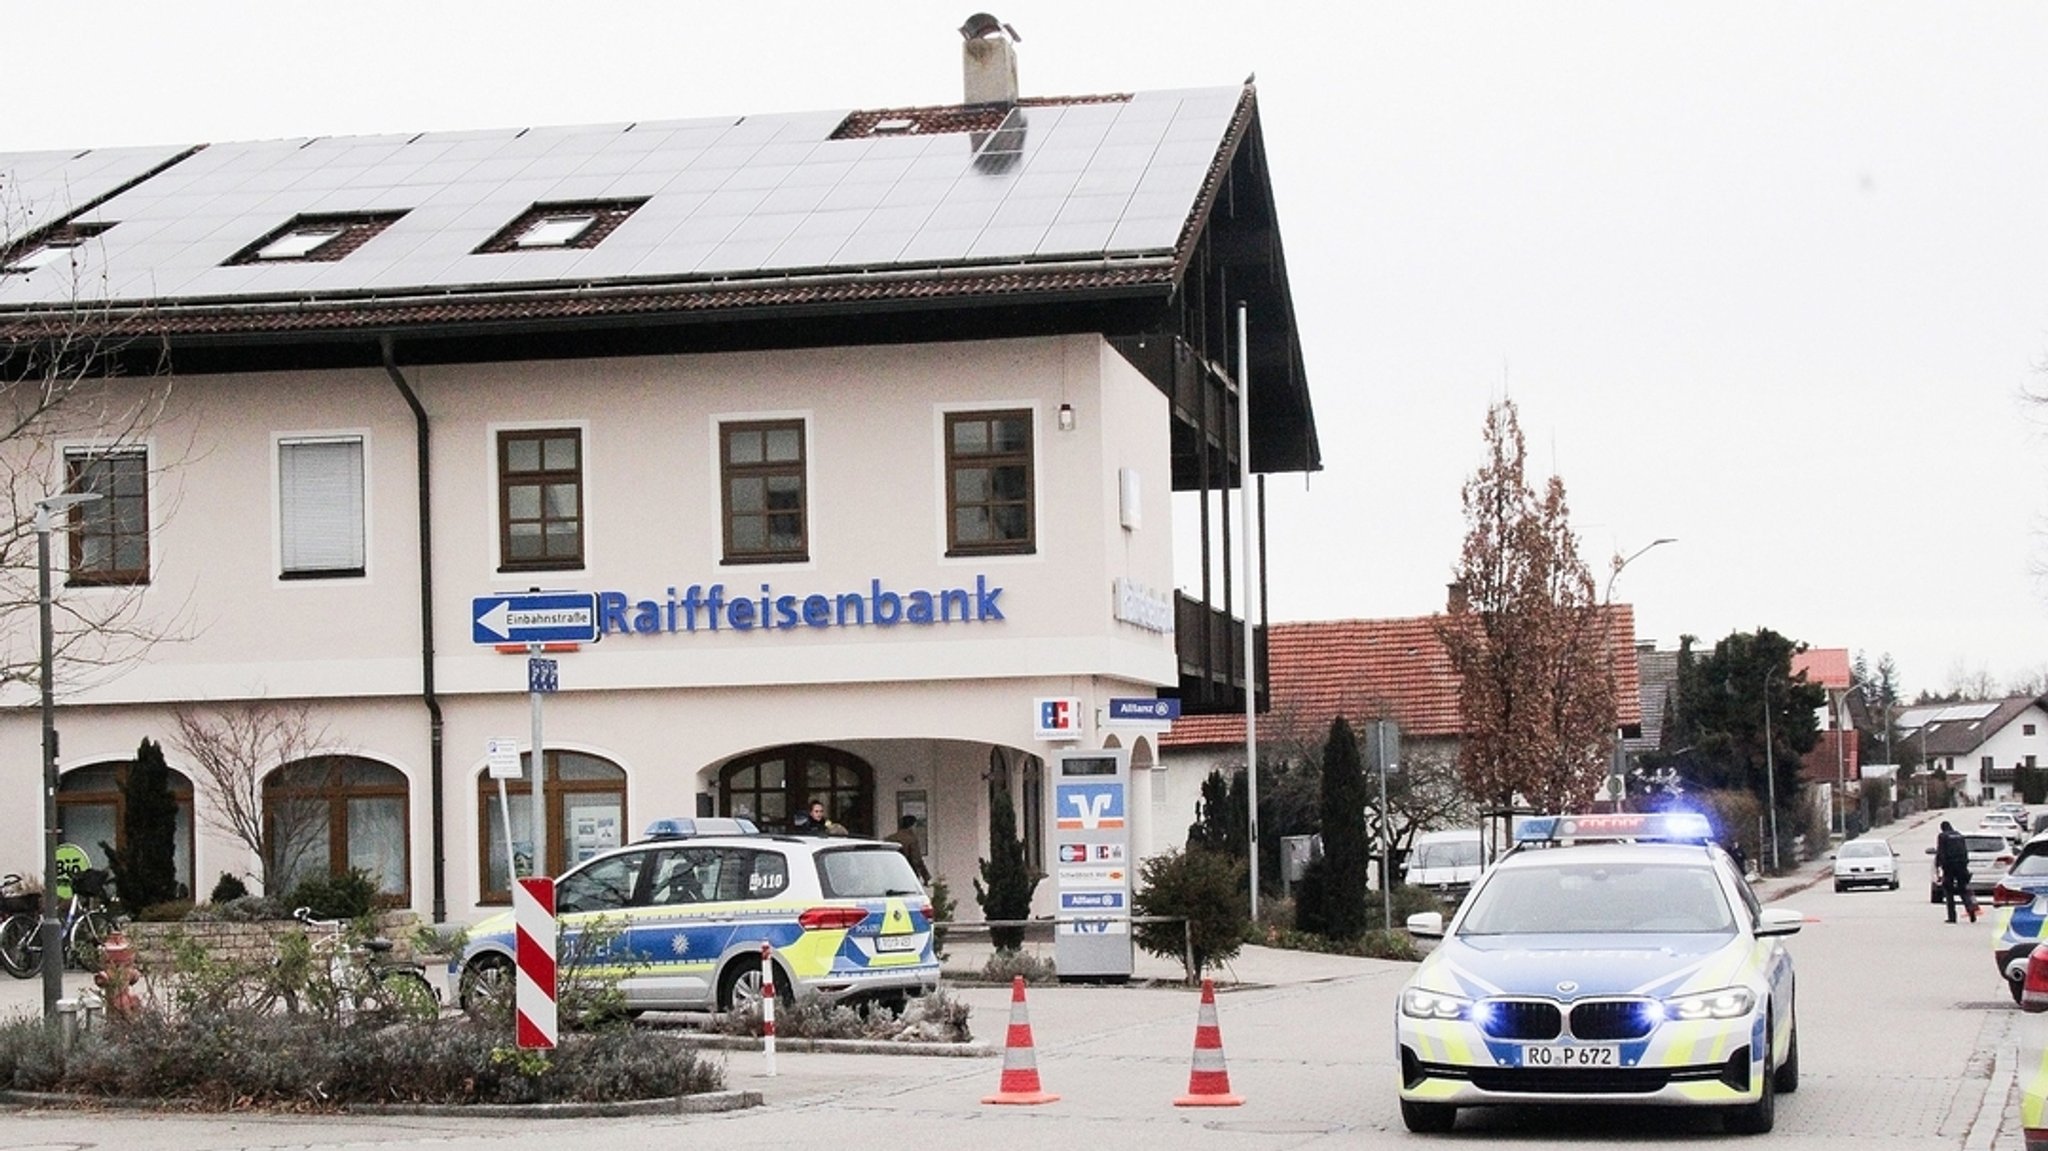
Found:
[960,13,1020,105]
[1446,580,1469,614]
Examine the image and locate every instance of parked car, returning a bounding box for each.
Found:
[1401,828,1486,903]
[1927,832,2017,903]
[1830,838,1900,892]
[452,824,939,1016]
[2010,943,2048,1147]
[1998,801,2030,827]
[1990,835,2048,1002]
[1979,812,2026,845]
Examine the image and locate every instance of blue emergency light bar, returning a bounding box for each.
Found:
[640,816,760,841]
[1514,811,1715,845]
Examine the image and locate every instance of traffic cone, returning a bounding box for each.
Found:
[982,976,1060,1105]
[1173,978,1243,1106]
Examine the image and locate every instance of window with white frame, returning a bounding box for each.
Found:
[279,436,365,579]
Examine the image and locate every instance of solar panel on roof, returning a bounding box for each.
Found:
[0,88,1240,311]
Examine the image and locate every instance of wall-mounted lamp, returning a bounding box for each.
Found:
[1057,403,1075,432]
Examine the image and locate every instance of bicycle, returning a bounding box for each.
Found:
[0,868,117,976]
[0,874,39,979]
[290,907,440,1025]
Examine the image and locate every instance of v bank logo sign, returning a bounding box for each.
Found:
[1055,782,1126,830]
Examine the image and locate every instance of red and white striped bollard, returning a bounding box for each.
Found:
[760,941,777,1076]
[514,876,558,1050]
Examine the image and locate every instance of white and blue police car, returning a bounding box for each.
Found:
[1396,811,1802,1135]
[454,818,939,1016]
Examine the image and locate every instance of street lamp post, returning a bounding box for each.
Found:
[1763,666,1781,874]
[1603,538,1675,809]
[37,491,99,1026]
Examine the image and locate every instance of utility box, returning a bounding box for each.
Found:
[1051,747,1133,982]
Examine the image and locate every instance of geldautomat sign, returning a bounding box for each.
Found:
[597,576,1004,637]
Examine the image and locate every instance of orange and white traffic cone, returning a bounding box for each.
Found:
[1173,978,1243,1107]
[982,976,1060,1105]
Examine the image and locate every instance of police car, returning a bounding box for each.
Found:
[453,818,939,1015]
[1992,834,2048,1002]
[1396,812,1803,1135]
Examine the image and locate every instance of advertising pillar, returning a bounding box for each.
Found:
[1052,747,1134,981]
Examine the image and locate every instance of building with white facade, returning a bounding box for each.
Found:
[1900,696,2048,805]
[0,31,1318,925]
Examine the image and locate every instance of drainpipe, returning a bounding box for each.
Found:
[381,335,447,923]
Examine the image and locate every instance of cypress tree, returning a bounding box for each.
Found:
[108,737,182,911]
[1314,717,1372,940]
[974,789,1039,951]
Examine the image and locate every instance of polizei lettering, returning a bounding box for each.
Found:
[598,575,1005,637]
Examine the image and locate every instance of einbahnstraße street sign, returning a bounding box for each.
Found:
[471,592,600,646]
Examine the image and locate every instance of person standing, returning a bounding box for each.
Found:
[794,799,845,836]
[885,814,931,883]
[1935,820,1980,923]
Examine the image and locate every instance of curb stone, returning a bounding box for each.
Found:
[0,1088,764,1119]
[643,1031,996,1058]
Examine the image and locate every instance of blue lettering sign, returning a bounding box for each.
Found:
[1060,891,1127,912]
[592,576,1007,638]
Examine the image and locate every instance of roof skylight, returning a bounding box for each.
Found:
[227,212,407,266]
[514,214,599,248]
[475,200,645,255]
[1,222,114,274]
[256,227,346,261]
[10,241,84,271]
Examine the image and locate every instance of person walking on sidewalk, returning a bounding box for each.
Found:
[885,814,931,884]
[1935,820,1980,923]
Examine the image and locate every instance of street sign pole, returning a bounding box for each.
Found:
[472,592,592,880]
[528,644,546,880]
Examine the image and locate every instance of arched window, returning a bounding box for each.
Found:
[477,750,626,903]
[266,757,410,902]
[56,761,195,898]
[719,745,874,836]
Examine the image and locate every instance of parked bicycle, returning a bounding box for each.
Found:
[0,874,39,979]
[288,907,440,1025]
[0,868,116,977]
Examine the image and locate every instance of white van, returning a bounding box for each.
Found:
[1403,828,1486,901]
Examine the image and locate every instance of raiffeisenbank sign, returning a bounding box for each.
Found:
[592,575,1175,638]
[596,576,1006,636]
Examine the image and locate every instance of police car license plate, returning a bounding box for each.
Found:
[875,934,917,952]
[1522,1044,1618,1068]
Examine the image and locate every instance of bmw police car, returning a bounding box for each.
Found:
[453,818,940,1015]
[1396,812,1802,1135]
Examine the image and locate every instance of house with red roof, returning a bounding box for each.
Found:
[1898,696,2048,805]
[1155,605,1641,844]
[1791,648,1861,804]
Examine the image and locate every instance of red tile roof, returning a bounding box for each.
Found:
[1800,728,1861,785]
[1792,648,1851,691]
[1163,605,1641,749]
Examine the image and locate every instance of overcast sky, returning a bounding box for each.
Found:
[7,2,2047,698]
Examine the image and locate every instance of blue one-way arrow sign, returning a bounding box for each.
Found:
[472,592,600,645]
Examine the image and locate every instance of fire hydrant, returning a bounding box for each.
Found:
[94,929,142,1020]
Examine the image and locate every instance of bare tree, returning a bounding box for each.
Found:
[1437,399,1616,815]
[1939,661,2004,702]
[171,701,333,892]
[0,182,185,694]
[1372,743,1479,861]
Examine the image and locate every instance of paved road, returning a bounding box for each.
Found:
[0,808,2030,1148]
